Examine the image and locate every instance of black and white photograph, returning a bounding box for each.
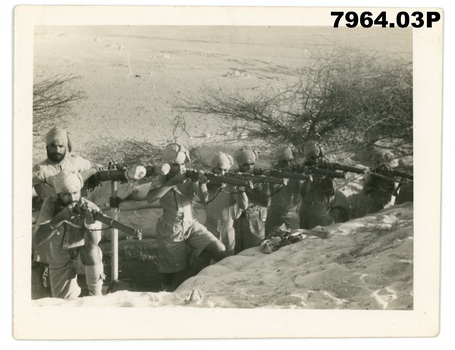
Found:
[11,4,444,341]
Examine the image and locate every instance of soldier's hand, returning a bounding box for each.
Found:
[84,207,96,225]
[198,171,208,184]
[54,204,77,223]
[167,173,185,186]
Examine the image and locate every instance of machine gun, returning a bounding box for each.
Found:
[87,164,165,184]
[85,164,169,191]
[72,202,142,240]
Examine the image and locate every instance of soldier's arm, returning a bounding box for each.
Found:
[146,174,185,203]
[35,201,76,245]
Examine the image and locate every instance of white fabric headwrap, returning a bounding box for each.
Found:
[235,149,258,165]
[303,142,322,159]
[46,126,73,152]
[163,143,190,164]
[210,152,234,170]
[54,171,84,194]
[274,146,294,161]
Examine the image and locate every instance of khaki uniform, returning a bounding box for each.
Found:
[234,184,270,254]
[265,179,300,234]
[151,176,221,273]
[205,184,247,254]
[34,196,104,299]
[32,154,93,264]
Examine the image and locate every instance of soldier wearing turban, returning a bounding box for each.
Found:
[233,148,271,254]
[163,143,191,164]
[32,126,101,293]
[33,126,100,200]
[299,141,350,229]
[34,171,105,299]
[146,143,229,291]
[265,146,301,233]
[363,163,397,214]
[197,152,248,258]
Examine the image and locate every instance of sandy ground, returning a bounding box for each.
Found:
[32,26,412,164]
[31,26,413,310]
[33,203,413,309]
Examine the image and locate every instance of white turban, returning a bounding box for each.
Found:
[210,152,234,170]
[54,171,84,194]
[303,142,322,159]
[274,146,294,161]
[46,127,73,152]
[163,143,190,164]
[235,149,258,165]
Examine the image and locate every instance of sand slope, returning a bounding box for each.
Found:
[33,203,413,309]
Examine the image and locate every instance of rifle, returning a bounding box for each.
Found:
[85,164,168,191]
[166,167,283,186]
[184,169,251,187]
[314,162,413,182]
[72,202,142,240]
[290,165,346,179]
[388,169,413,181]
[268,169,310,181]
[367,169,414,182]
[318,162,367,175]
[227,170,285,185]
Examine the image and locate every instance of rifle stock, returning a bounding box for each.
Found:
[72,203,143,240]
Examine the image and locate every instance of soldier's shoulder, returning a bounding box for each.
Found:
[67,153,88,161]
[41,195,58,207]
[33,163,42,172]
[33,158,51,169]
[32,159,51,177]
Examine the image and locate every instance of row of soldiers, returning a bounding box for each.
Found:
[32,126,412,298]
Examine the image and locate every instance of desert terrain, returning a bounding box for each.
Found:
[30,25,414,312]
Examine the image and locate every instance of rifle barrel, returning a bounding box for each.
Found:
[369,171,413,183]
[390,170,413,181]
[95,165,156,183]
[93,212,142,240]
[331,163,366,174]
[95,169,130,182]
[205,173,249,186]
[229,172,285,184]
[184,170,250,186]
[307,166,346,178]
[268,169,309,180]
